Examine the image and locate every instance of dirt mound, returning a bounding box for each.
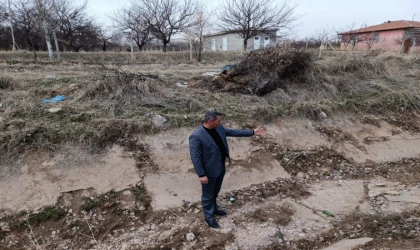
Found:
[187,47,395,100]
[207,47,312,95]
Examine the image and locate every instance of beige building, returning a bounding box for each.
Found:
[203,30,277,51]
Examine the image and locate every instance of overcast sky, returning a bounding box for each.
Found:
[77,0,418,39]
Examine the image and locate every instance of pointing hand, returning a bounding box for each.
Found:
[253,127,265,136]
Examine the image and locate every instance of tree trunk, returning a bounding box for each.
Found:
[162,42,167,52]
[8,0,16,52]
[52,30,61,61]
[243,39,248,51]
[28,37,38,63]
[198,29,203,62]
[42,20,54,61]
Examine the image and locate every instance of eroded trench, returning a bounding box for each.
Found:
[1,116,420,249]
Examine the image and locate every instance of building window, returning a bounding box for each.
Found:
[254,36,259,40]
[373,34,379,43]
[264,36,269,40]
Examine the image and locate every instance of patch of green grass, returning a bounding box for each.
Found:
[28,207,66,226]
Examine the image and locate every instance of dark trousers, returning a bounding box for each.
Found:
[201,164,226,221]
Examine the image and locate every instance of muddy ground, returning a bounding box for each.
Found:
[0,51,420,250]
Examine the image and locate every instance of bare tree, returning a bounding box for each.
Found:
[218,0,298,51]
[0,0,17,51]
[111,3,153,51]
[362,32,379,50]
[184,3,213,61]
[0,1,5,21]
[96,26,119,51]
[51,0,96,52]
[138,0,197,52]
[10,0,45,60]
[309,28,333,47]
[337,22,355,49]
[337,22,369,51]
[7,0,17,51]
[0,0,107,52]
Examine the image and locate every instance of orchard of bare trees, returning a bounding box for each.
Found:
[0,0,103,52]
[0,0,298,59]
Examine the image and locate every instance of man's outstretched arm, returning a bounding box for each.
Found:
[224,127,265,137]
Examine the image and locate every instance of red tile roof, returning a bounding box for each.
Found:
[204,29,278,37]
[339,20,420,34]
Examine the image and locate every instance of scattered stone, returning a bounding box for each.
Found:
[152,115,167,127]
[122,190,132,196]
[0,222,10,232]
[375,183,387,187]
[176,82,188,88]
[320,237,373,250]
[186,232,195,242]
[221,228,233,234]
[319,111,328,120]
[48,107,62,113]
[183,200,192,209]
[384,191,400,196]
[201,71,218,76]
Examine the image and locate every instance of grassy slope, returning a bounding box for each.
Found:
[1,50,420,162]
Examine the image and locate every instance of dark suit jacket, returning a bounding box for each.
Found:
[189,125,254,177]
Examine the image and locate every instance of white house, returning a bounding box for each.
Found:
[203,30,277,51]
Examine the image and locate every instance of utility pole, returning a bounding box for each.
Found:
[8,0,16,52]
[189,38,193,61]
[130,30,134,62]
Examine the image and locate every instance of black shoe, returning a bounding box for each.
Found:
[214,209,227,216]
[205,218,220,228]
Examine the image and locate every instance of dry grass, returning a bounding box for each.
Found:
[79,72,163,104]
[1,50,420,162]
[0,75,19,90]
[0,116,156,162]
[262,52,420,119]
[0,51,245,65]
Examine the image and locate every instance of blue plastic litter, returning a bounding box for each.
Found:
[43,95,66,103]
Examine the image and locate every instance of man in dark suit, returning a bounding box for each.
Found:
[189,109,264,228]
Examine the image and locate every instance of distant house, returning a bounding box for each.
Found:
[338,20,420,52]
[203,30,277,51]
